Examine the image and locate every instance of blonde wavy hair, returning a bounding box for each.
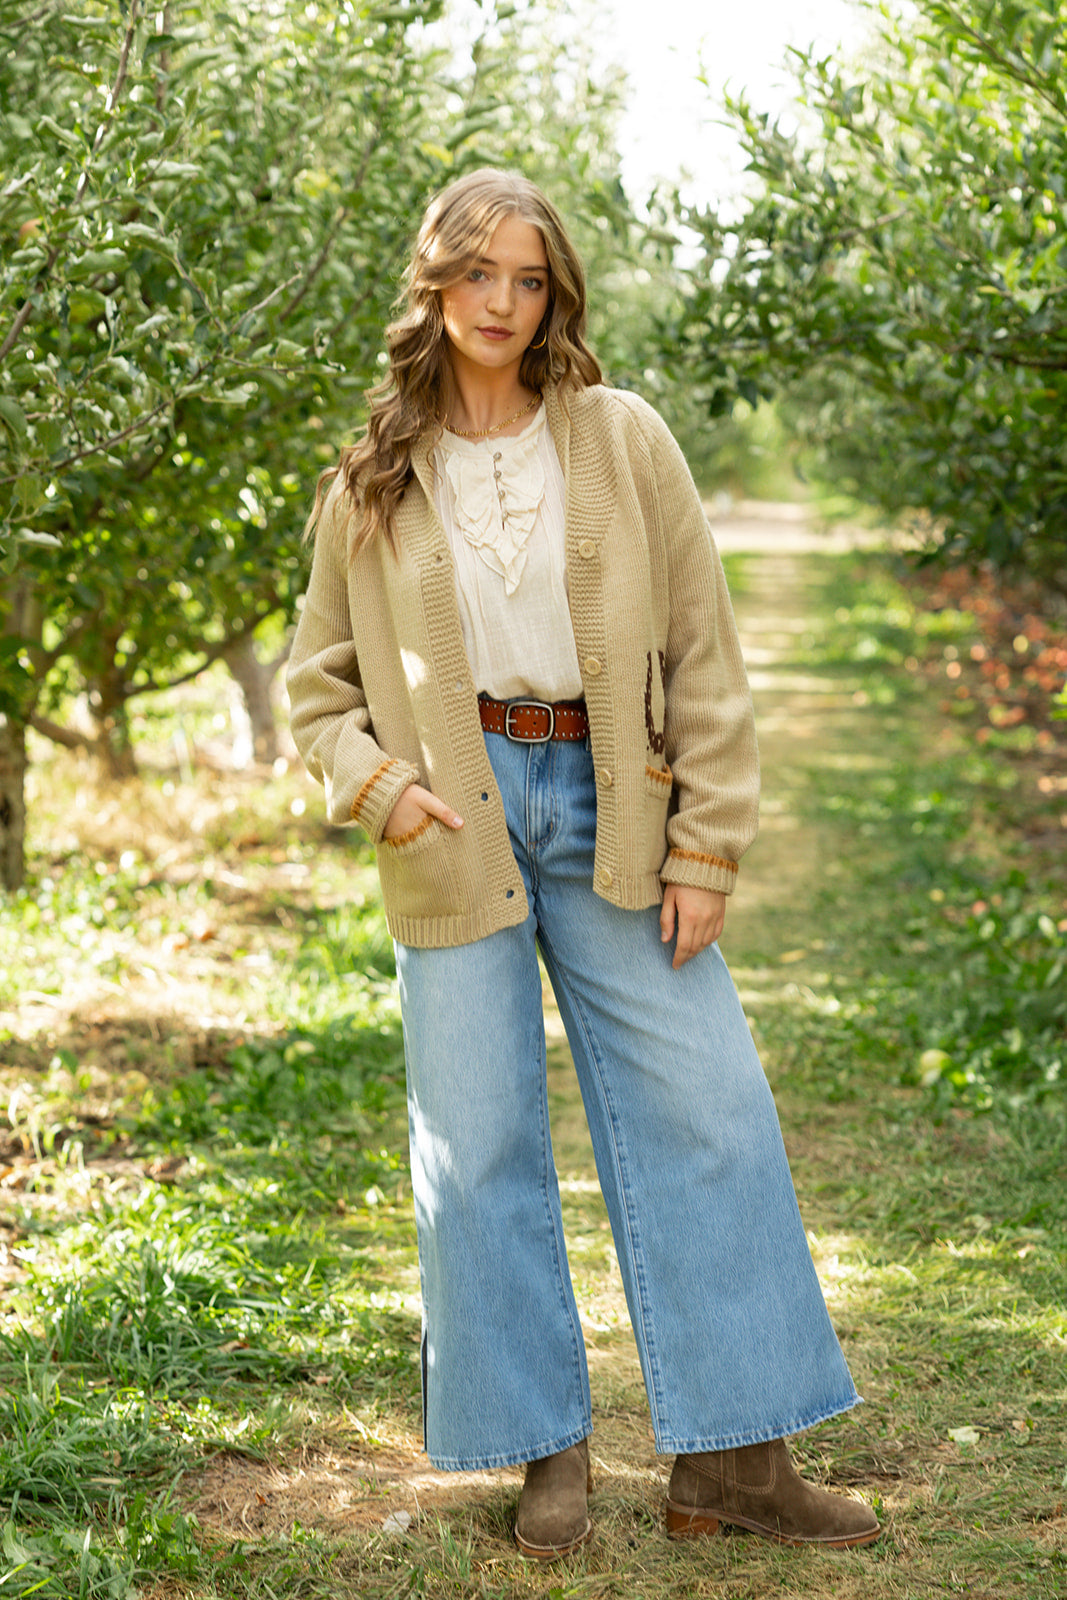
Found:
[305,167,603,553]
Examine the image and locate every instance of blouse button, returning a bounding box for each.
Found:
[578,539,596,559]
[493,451,502,462]
[583,655,602,677]
[599,867,613,888]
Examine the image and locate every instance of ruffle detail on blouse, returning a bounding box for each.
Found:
[438,410,547,596]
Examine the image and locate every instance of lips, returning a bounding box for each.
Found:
[478,326,513,340]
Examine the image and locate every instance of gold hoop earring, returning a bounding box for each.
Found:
[530,327,548,350]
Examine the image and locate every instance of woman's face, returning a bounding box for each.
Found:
[439,215,550,381]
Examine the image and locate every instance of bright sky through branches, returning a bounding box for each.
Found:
[607,0,870,204]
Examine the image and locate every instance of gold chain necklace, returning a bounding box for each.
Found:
[445,394,541,439]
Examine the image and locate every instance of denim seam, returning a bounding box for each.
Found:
[658,1389,863,1456]
[532,1008,592,1427]
[524,741,558,871]
[522,747,540,898]
[541,956,669,1443]
[426,1422,591,1474]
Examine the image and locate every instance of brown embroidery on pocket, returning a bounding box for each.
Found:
[644,650,666,756]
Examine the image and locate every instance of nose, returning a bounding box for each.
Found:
[486,276,514,316]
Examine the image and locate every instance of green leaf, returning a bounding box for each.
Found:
[67,289,107,324]
[119,222,178,256]
[0,398,28,440]
[35,114,84,149]
[74,248,128,274]
[272,339,305,363]
[131,311,173,337]
[15,473,47,513]
[152,161,202,179]
[33,417,66,455]
[143,33,179,59]
[14,528,63,548]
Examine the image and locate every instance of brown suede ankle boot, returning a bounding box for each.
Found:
[514,1438,593,1560]
[666,1438,880,1548]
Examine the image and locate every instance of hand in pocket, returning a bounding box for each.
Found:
[383,784,464,841]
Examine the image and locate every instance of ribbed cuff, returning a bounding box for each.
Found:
[660,846,739,897]
[349,757,421,842]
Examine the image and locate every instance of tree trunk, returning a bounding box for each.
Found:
[88,685,137,780]
[87,630,138,780]
[96,702,138,780]
[224,635,284,764]
[0,574,43,892]
[0,714,27,892]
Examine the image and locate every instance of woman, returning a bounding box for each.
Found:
[287,168,880,1560]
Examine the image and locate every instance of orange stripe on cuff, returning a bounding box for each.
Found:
[668,847,739,874]
[351,758,397,823]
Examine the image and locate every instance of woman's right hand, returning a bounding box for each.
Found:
[382,784,464,841]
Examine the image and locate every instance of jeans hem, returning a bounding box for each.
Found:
[654,1390,863,1456]
[425,1422,592,1474]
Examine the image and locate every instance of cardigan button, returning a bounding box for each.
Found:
[598,769,613,787]
[583,655,602,677]
[578,538,596,559]
[598,867,613,888]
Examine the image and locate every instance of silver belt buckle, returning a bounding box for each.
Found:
[504,699,555,742]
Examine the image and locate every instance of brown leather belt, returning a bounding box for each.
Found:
[478,695,589,743]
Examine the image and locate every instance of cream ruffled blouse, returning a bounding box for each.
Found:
[432,405,584,701]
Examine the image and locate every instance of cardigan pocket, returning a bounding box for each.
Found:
[377,817,471,923]
[381,813,441,855]
[643,761,673,799]
[643,762,673,876]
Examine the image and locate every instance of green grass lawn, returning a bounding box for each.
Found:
[0,548,1063,1598]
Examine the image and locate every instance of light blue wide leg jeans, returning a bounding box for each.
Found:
[395,734,859,1471]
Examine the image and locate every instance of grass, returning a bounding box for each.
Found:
[0,544,1064,1597]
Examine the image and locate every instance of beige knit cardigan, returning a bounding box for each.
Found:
[286,382,760,948]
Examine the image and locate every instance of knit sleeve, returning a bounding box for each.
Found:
[636,404,760,892]
[286,487,419,841]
